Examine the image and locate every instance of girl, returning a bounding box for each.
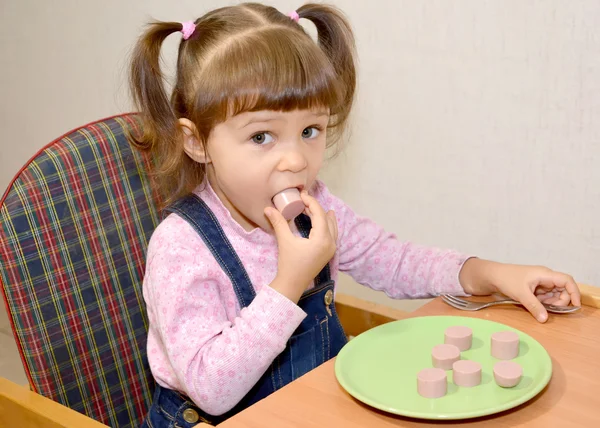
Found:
[128,3,580,426]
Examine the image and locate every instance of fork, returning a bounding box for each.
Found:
[441,294,581,314]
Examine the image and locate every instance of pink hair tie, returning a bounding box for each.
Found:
[288,10,300,22]
[181,20,196,40]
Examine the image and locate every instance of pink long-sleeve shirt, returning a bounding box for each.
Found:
[143,180,470,415]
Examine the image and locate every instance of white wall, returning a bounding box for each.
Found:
[1,1,598,315]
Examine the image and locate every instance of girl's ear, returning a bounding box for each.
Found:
[179,118,210,163]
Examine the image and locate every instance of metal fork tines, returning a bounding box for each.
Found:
[441,294,581,314]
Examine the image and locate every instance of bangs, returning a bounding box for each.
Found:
[192,27,343,123]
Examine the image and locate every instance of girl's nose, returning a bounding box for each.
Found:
[277,145,308,173]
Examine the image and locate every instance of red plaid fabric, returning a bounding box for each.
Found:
[0,114,162,427]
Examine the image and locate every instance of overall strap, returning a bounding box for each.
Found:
[165,194,256,308]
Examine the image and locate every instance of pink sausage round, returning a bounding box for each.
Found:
[444,326,473,351]
[431,344,460,370]
[493,361,523,387]
[417,368,447,398]
[452,360,481,387]
[491,331,520,360]
[272,188,304,220]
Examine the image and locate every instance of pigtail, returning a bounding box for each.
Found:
[296,4,357,127]
[129,21,203,205]
[129,21,183,150]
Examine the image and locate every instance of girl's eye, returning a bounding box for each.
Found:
[302,127,321,139]
[251,132,274,145]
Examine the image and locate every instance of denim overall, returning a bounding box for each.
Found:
[142,194,347,427]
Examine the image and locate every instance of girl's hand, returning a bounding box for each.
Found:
[265,191,338,303]
[459,259,581,323]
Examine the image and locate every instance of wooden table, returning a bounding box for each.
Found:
[0,377,108,428]
[217,297,600,427]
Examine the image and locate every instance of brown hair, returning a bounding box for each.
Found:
[129,2,356,206]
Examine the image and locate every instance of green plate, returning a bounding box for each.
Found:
[334,316,552,420]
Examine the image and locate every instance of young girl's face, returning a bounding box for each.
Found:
[205,108,330,232]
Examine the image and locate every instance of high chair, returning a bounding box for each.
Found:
[0,113,408,427]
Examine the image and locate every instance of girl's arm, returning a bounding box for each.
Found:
[143,216,306,415]
[314,181,471,298]
[315,182,580,323]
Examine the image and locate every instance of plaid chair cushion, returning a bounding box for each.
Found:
[0,114,162,427]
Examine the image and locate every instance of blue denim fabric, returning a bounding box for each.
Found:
[142,194,347,426]
[141,385,211,428]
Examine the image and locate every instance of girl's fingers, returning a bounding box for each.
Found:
[519,290,549,323]
[552,289,571,306]
[535,289,573,306]
[536,272,581,306]
[264,207,294,241]
[300,191,328,235]
[536,292,555,303]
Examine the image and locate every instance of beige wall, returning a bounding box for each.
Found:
[1,1,598,317]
